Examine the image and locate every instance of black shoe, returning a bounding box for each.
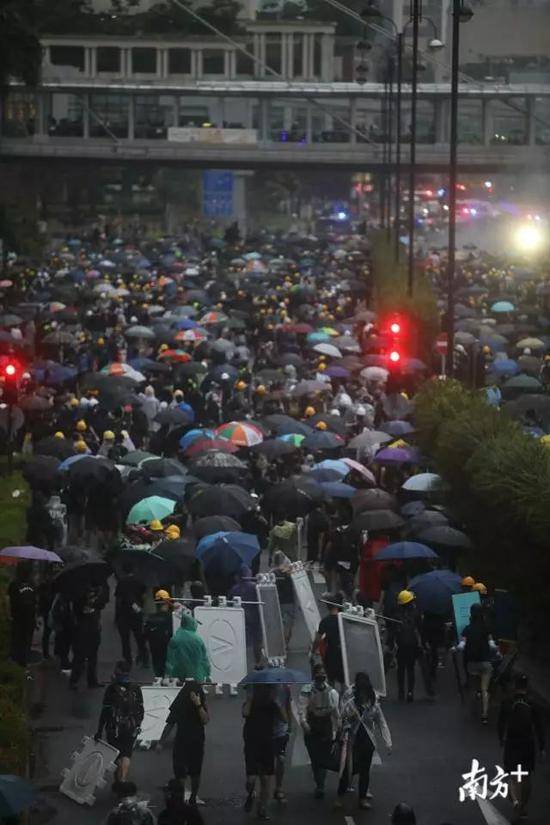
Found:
[407,692,414,703]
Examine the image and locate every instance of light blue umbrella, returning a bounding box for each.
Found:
[314,459,348,476]
[307,331,330,343]
[491,301,515,313]
[240,667,310,686]
[320,481,356,499]
[490,358,519,376]
[59,453,94,470]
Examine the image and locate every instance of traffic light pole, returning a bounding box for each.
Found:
[394,32,403,262]
[407,0,420,296]
[447,0,460,378]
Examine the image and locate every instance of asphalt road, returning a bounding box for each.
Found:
[30,578,550,825]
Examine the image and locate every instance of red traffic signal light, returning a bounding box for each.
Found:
[389,349,401,364]
[390,321,401,335]
[4,363,16,378]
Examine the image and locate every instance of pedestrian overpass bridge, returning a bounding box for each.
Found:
[2,78,550,171]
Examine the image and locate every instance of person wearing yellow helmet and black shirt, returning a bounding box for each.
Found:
[144,590,173,685]
[390,591,423,703]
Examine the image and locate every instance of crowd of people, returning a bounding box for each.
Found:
[2,223,548,824]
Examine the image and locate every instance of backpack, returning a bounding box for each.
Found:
[507,697,534,739]
[106,685,142,738]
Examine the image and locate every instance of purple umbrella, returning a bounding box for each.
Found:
[0,546,63,563]
[373,447,420,465]
[325,365,351,378]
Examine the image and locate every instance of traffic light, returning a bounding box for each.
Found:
[385,313,405,369]
[2,360,20,406]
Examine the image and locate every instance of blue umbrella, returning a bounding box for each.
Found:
[0,775,36,816]
[302,431,344,450]
[381,420,415,437]
[409,569,463,615]
[314,459,348,476]
[320,481,356,499]
[308,468,344,482]
[374,541,438,561]
[239,667,310,686]
[177,401,195,423]
[491,301,515,313]
[325,365,351,379]
[58,452,97,470]
[196,531,260,576]
[179,428,215,451]
[490,359,519,376]
[43,365,77,386]
[172,318,198,330]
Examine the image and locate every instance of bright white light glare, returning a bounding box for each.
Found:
[337,211,347,220]
[514,223,544,252]
[470,208,477,216]
[437,188,445,197]
[483,180,492,189]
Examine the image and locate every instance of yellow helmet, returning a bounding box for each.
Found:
[149,519,164,531]
[256,385,266,395]
[472,582,487,595]
[97,337,105,346]
[54,431,65,439]
[165,524,181,540]
[103,430,115,441]
[318,362,326,371]
[316,420,328,430]
[461,576,475,587]
[304,406,316,417]
[155,589,171,601]
[397,590,415,606]
[159,343,169,352]
[69,397,79,408]
[74,440,88,453]
[236,380,247,391]
[76,420,87,432]
[482,345,491,354]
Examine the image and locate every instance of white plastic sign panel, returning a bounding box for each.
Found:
[291,568,321,641]
[194,606,248,685]
[137,686,181,746]
[60,736,119,806]
[338,612,386,697]
[257,583,286,660]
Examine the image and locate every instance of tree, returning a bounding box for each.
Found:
[0,1,41,91]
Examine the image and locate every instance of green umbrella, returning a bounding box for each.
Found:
[127,495,176,524]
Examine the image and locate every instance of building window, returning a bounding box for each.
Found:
[293,34,304,78]
[458,99,483,144]
[131,48,157,74]
[1,92,37,137]
[89,94,129,138]
[50,45,85,72]
[265,34,282,75]
[97,47,121,73]
[236,43,254,76]
[355,98,383,143]
[178,104,209,126]
[169,49,191,74]
[47,93,84,137]
[490,97,527,145]
[202,49,225,75]
[535,97,550,145]
[400,99,435,143]
[313,35,322,78]
[135,95,174,139]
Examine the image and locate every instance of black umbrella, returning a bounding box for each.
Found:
[192,516,242,539]
[407,511,449,535]
[141,457,187,478]
[263,476,324,518]
[416,526,472,549]
[262,415,313,437]
[302,431,344,451]
[68,456,118,487]
[22,455,61,488]
[35,437,76,460]
[153,539,197,581]
[382,393,413,420]
[53,559,111,596]
[352,489,397,513]
[155,408,192,427]
[309,414,347,437]
[188,484,255,517]
[174,362,208,378]
[250,439,299,459]
[352,509,405,533]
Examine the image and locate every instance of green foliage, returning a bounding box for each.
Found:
[0,472,30,548]
[414,380,550,620]
[0,697,29,774]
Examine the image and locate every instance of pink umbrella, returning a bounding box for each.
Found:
[342,458,376,485]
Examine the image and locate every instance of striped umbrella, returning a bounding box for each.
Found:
[158,349,192,363]
[200,311,229,325]
[216,421,264,447]
[277,433,305,446]
[174,328,208,343]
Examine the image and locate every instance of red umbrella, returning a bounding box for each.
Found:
[185,438,239,457]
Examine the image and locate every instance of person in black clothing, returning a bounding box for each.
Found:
[273,551,295,646]
[51,591,74,670]
[498,673,546,819]
[158,779,204,825]
[70,583,109,689]
[144,589,173,683]
[96,660,144,784]
[115,562,149,668]
[392,591,423,703]
[156,680,209,805]
[8,562,36,667]
[306,504,330,565]
[105,781,154,825]
[242,684,286,820]
[313,594,344,687]
[323,520,357,598]
[421,610,447,700]
[391,803,416,824]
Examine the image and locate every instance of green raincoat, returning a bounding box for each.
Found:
[165,613,211,682]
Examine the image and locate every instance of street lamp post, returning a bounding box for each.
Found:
[407,0,420,297]
[394,32,403,261]
[447,0,473,377]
